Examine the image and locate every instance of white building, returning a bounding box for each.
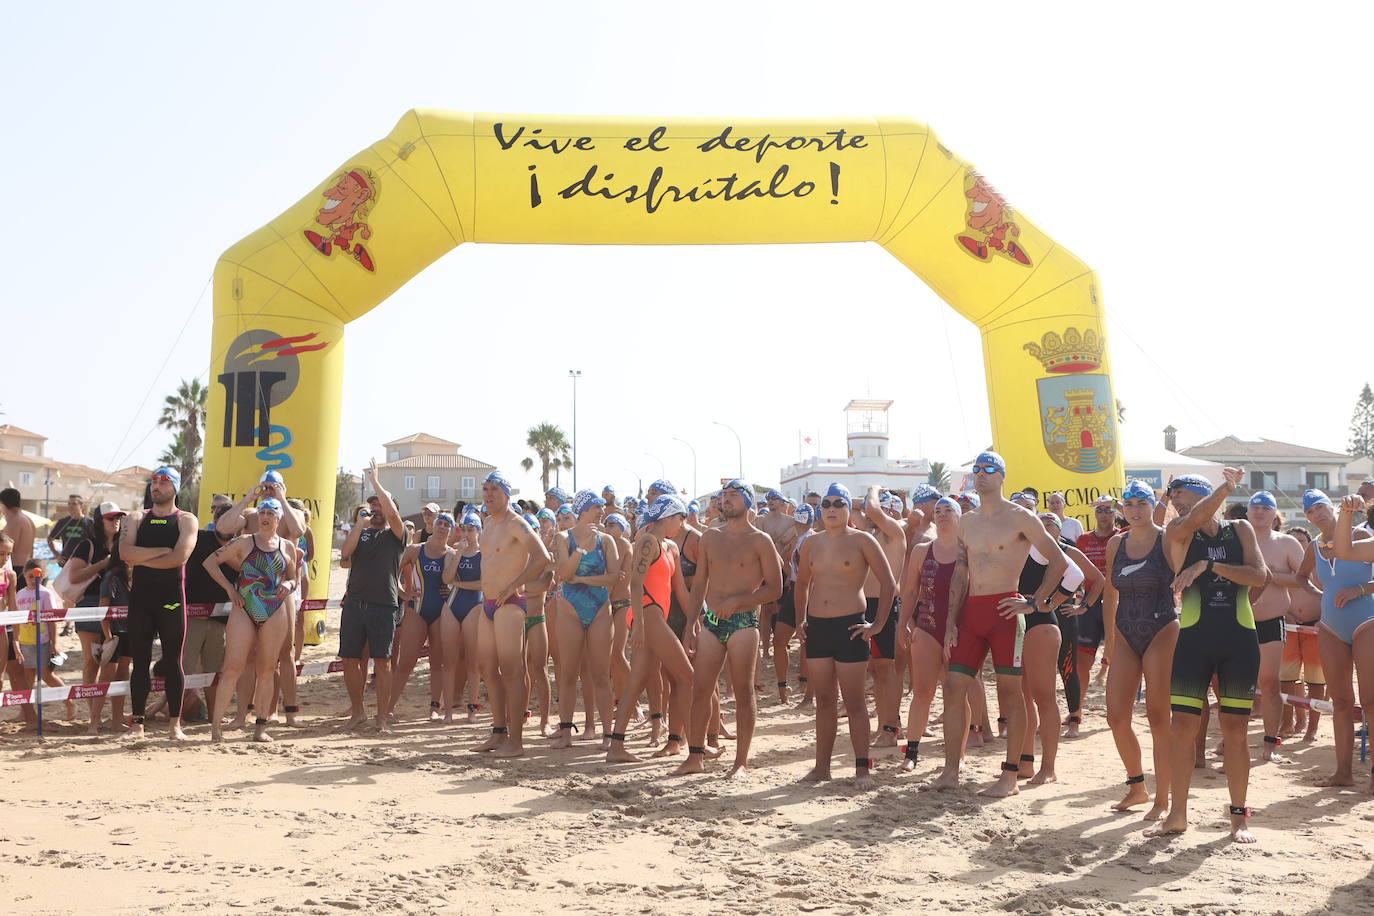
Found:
[778,400,930,501]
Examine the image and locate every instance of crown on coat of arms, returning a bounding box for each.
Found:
[1023,327,1103,373]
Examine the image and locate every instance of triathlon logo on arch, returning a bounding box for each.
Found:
[1025,327,1116,474]
[303,167,377,272]
[217,329,330,466]
[955,170,1031,267]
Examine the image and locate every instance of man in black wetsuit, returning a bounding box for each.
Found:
[118,467,199,741]
[1148,467,1268,844]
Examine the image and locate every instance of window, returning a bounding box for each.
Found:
[461,476,476,499]
[1307,471,1329,490]
[19,471,34,487]
[1250,470,1277,491]
[427,475,441,493]
[388,450,399,462]
[404,475,416,490]
[21,445,37,457]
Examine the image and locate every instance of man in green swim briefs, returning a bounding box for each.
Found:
[674,480,783,779]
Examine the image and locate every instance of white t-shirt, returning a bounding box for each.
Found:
[1056,515,1085,542]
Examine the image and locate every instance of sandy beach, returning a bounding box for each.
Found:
[3,575,1371,915]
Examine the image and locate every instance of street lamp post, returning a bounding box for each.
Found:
[644,452,665,480]
[672,437,698,498]
[568,369,582,491]
[622,466,643,499]
[713,420,743,480]
[42,468,53,520]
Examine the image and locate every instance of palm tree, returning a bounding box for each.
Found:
[927,461,951,492]
[157,430,189,469]
[158,378,208,490]
[519,423,573,493]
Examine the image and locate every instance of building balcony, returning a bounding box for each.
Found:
[421,488,447,499]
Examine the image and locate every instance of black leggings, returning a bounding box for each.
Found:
[1056,612,1081,714]
[128,593,187,717]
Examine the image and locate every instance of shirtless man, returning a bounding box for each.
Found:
[474,471,552,757]
[863,487,908,748]
[925,451,1066,797]
[0,489,35,569]
[796,483,895,789]
[1243,491,1306,763]
[670,481,781,777]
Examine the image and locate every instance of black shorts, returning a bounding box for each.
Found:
[774,583,797,630]
[339,598,399,659]
[806,613,870,664]
[867,596,899,660]
[1255,616,1286,645]
[667,595,689,641]
[1076,600,1105,650]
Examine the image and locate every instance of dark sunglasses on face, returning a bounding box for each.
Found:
[821,499,849,509]
[970,465,1001,474]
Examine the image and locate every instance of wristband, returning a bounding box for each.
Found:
[1205,559,1215,576]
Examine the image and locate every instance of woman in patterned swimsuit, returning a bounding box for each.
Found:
[203,498,300,744]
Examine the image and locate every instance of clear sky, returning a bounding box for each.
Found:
[5,2,1369,498]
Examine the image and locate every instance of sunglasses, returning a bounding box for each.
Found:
[821,499,849,509]
[970,464,1002,474]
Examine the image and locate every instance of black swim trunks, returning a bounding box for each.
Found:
[806,613,870,664]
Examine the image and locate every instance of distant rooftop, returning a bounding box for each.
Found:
[1180,436,1350,462]
[844,399,893,412]
[0,424,46,440]
[380,454,495,470]
[383,432,460,449]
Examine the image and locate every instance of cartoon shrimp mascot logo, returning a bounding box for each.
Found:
[303,168,377,272]
[955,170,1031,267]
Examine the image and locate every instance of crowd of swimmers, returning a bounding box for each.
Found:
[2,453,1372,844]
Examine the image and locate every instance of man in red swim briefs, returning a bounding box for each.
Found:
[923,450,1068,798]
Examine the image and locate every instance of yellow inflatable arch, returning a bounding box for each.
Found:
[203,110,1124,597]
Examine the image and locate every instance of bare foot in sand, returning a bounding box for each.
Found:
[1144,811,1187,837]
[1142,802,1169,821]
[1062,716,1081,739]
[725,763,750,780]
[429,705,443,722]
[871,729,898,749]
[671,755,704,776]
[798,696,814,710]
[253,723,273,743]
[799,766,831,783]
[1028,768,1056,786]
[343,711,367,730]
[715,722,736,740]
[967,726,985,749]
[854,770,875,791]
[473,731,507,752]
[978,771,1020,797]
[651,739,683,759]
[1111,783,1151,812]
[606,744,643,764]
[210,724,224,743]
[547,729,574,750]
[1260,746,1294,766]
[921,768,960,791]
[1230,813,1258,844]
[1018,759,1035,780]
[702,743,724,759]
[466,706,480,725]
[492,740,524,758]
[86,720,102,737]
[996,719,1009,739]
[1315,771,1355,787]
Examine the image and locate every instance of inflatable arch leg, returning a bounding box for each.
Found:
[203,110,1124,599]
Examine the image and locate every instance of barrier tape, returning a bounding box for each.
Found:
[0,650,423,708]
[0,598,342,627]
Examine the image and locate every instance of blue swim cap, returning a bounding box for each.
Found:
[1038,512,1060,526]
[556,504,573,516]
[604,513,629,532]
[880,493,902,513]
[1122,480,1158,504]
[1010,491,1036,508]
[765,489,784,503]
[1168,474,1213,497]
[935,496,962,517]
[257,497,283,515]
[795,503,814,525]
[720,479,754,508]
[972,451,1007,475]
[957,491,981,509]
[825,482,851,505]
[758,507,771,515]
[536,507,556,522]
[151,466,181,491]
[910,484,941,504]
[1249,491,1278,509]
[484,471,512,497]
[546,486,571,505]
[260,469,285,486]
[687,500,701,514]
[602,484,617,496]
[649,479,677,496]
[643,494,687,525]
[1303,489,1333,513]
[460,510,483,529]
[521,513,539,529]
[573,489,607,517]
[435,512,456,527]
